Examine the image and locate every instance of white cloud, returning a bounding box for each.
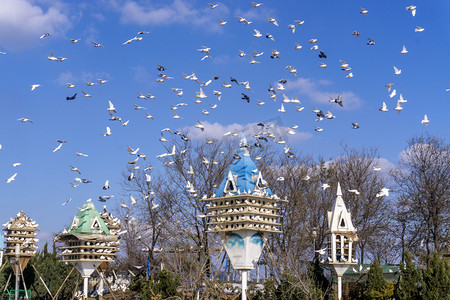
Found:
[55,70,110,86]
[0,0,71,49]
[56,71,75,86]
[132,66,155,86]
[181,121,312,145]
[286,77,363,110]
[118,0,229,30]
[233,6,276,23]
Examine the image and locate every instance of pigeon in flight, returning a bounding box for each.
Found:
[66,93,77,100]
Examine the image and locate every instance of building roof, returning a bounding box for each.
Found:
[67,199,111,234]
[214,133,273,198]
[338,264,400,283]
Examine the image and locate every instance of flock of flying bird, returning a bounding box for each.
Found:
[0,2,437,222]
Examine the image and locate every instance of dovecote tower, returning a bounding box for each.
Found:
[2,211,39,274]
[201,133,285,300]
[325,183,358,300]
[55,199,120,300]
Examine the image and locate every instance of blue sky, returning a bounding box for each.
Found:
[0,0,449,247]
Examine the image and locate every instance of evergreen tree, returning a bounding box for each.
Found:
[364,259,394,300]
[307,258,330,296]
[422,251,450,300]
[397,250,421,300]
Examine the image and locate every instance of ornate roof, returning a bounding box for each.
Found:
[327,183,357,234]
[67,199,111,235]
[214,133,273,198]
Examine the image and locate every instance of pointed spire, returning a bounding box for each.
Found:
[336,182,342,196]
[239,131,250,155]
[239,131,248,148]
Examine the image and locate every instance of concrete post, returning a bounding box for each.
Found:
[337,275,342,300]
[83,277,89,299]
[241,271,247,300]
[15,244,20,300]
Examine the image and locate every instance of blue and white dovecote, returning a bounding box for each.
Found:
[202,133,284,234]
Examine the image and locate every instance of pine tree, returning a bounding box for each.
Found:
[364,259,394,300]
[422,251,450,300]
[397,250,421,300]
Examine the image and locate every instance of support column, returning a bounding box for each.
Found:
[15,244,20,300]
[83,277,89,299]
[241,271,247,300]
[337,275,342,300]
[15,265,19,300]
[98,277,104,299]
[331,234,336,261]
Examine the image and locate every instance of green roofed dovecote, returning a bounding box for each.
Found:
[68,199,110,234]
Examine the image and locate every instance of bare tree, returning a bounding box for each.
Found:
[328,146,392,263]
[391,134,450,265]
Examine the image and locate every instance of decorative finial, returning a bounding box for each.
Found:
[239,131,248,149]
[336,182,342,196]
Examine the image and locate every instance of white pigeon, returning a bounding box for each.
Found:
[394,100,403,114]
[278,103,286,113]
[11,163,21,167]
[217,19,227,26]
[6,173,17,183]
[268,18,278,26]
[62,198,72,206]
[394,66,402,75]
[398,94,407,103]
[348,189,360,195]
[415,26,424,32]
[53,143,63,152]
[18,118,33,123]
[103,127,111,136]
[48,52,58,61]
[288,24,295,33]
[82,91,93,98]
[389,89,397,98]
[30,84,41,91]
[373,166,381,172]
[321,183,330,190]
[130,195,137,206]
[379,102,388,112]
[253,29,262,37]
[376,188,390,198]
[197,88,207,99]
[406,5,416,17]
[401,45,408,54]
[107,101,116,113]
[421,114,429,126]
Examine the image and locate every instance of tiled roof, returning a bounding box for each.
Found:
[68,199,110,234]
[215,133,273,197]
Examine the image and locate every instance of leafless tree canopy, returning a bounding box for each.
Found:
[391,134,450,264]
[116,132,449,291]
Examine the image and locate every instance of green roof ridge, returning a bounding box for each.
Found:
[68,199,111,234]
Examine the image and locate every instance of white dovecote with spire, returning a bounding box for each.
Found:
[323,182,358,300]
